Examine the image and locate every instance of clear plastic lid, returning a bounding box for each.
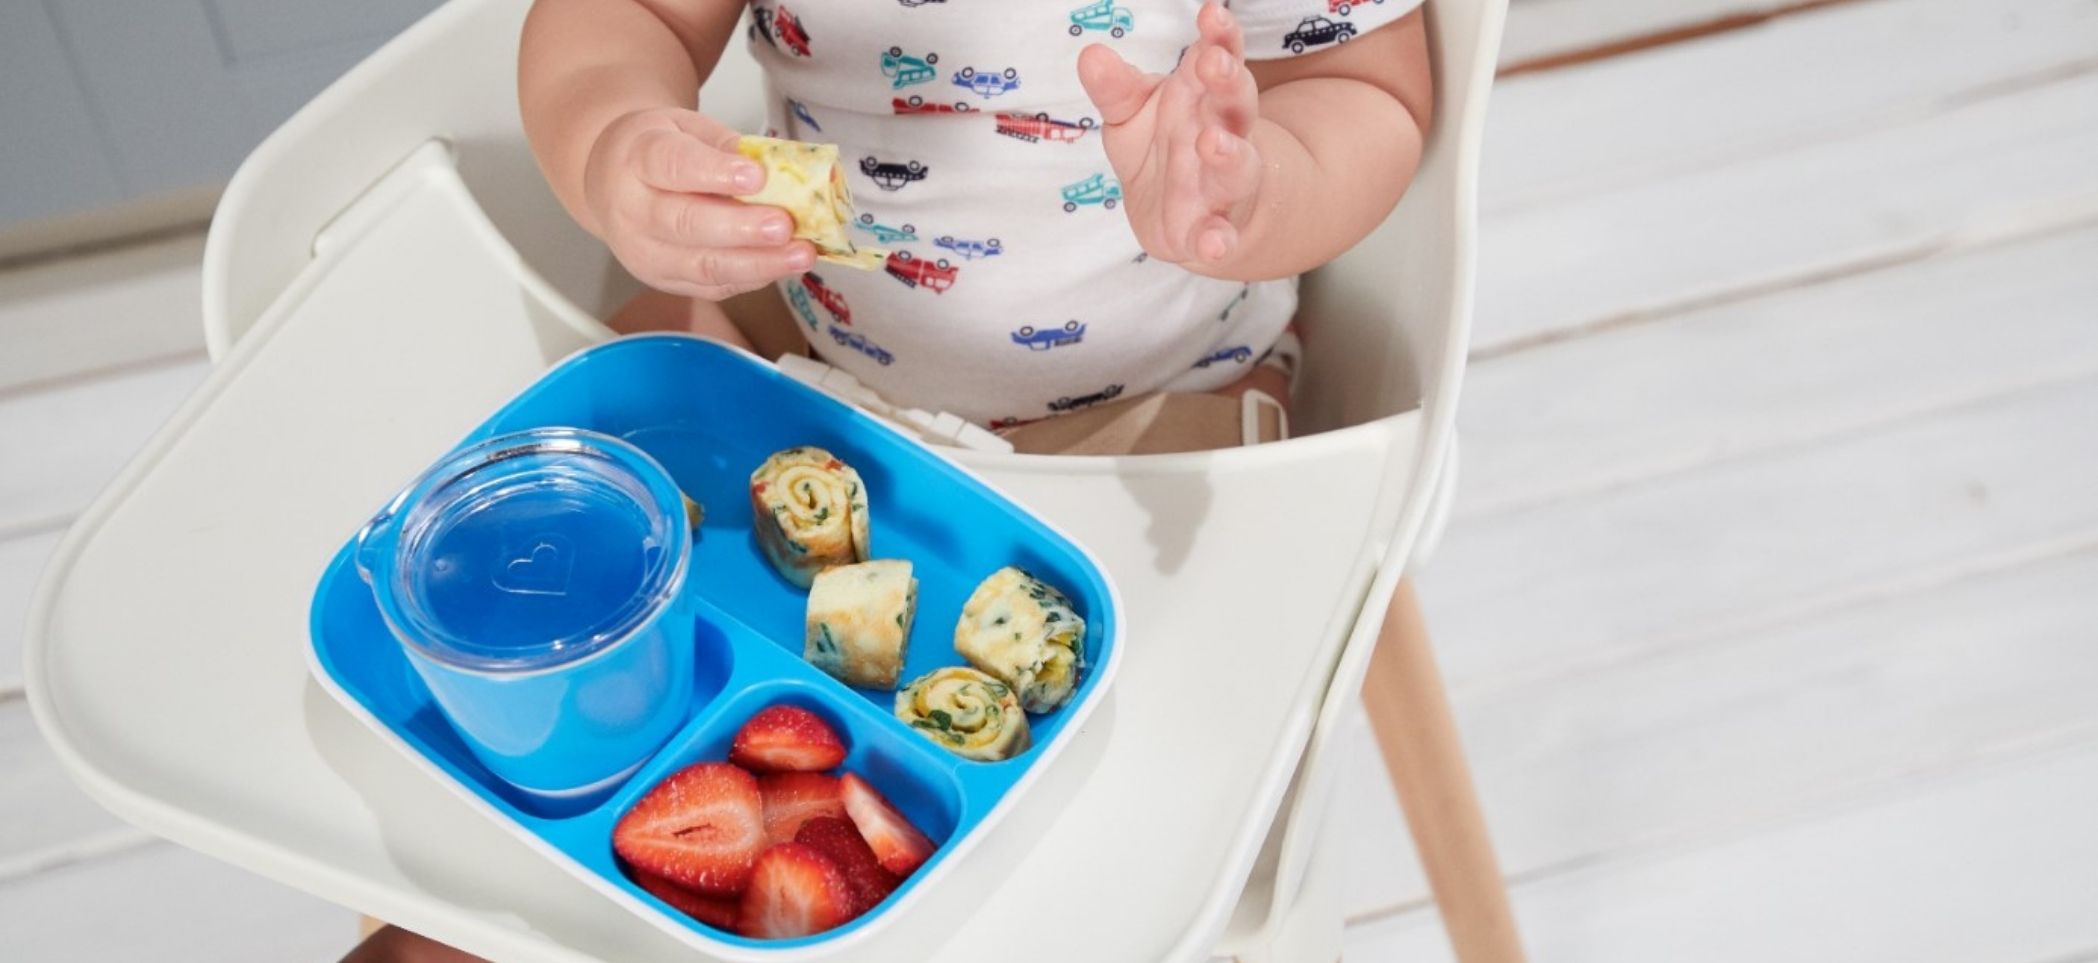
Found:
[357,428,689,674]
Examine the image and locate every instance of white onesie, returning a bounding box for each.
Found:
[747,0,1421,427]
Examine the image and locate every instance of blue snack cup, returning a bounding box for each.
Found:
[354,428,697,802]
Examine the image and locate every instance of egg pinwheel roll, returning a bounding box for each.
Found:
[953,567,1087,714]
[896,667,1031,761]
[806,560,918,689]
[750,447,871,588]
[734,135,886,269]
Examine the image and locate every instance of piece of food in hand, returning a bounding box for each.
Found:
[750,447,871,588]
[895,666,1031,761]
[805,559,918,689]
[794,816,901,916]
[731,704,849,773]
[734,135,886,269]
[953,566,1088,713]
[759,772,846,846]
[633,871,742,931]
[839,772,935,877]
[613,762,767,895]
[737,842,857,939]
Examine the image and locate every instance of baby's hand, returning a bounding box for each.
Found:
[1078,2,1261,266]
[581,108,815,299]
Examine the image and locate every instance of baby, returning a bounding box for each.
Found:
[518,0,1430,446]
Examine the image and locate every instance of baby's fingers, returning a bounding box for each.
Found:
[1078,44,1163,127]
[634,127,765,196]
[1196,1,1245,59]
[1198,126,1261,210]
[1196,45,1259,136]
[671,241,816,295]
[648,192,796,249]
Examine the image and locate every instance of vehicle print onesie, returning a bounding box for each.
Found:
[747,0,1422,427]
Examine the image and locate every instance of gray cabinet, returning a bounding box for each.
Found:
[2,0,443,232]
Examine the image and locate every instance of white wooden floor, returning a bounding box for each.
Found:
[5,0,2097,958]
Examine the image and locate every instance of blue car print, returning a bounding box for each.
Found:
[934,235,1002,260]
[954,67,1020,98]
[828,325,894,366]
[788,97,821,132]
[1011,320,1086,351]
[882,47,940,89]
[855,214,917,244]
[1193,345,1254,368]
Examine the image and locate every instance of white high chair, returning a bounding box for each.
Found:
[25,1,1513,960]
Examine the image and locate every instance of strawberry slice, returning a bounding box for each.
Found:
[760,772,846,846]
[613,762,766,896]
[795,815,900,916]
[839,773,936,878]
[632,871,741,931]
[731,704,848,772]
[737,843,855,939]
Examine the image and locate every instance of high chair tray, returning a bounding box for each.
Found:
[24,145,1426,963]
[308,336,1122,959]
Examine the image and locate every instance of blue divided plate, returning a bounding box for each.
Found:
[307,335,1123,960]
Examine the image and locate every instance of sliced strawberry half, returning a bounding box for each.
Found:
[736,842,855,939]
[795,815,900,916]
[632,871,741,931]
[760,772,846,846]
[839,773,936,878]
[613,762,766,896]
[731,704,848,772]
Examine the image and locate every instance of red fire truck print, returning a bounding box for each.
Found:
[800,273,851,324]
[995,112,1096,144]
[893,95,974,116]
[773,4,812,56]
[884,250,958,293]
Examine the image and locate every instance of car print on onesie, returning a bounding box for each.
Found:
[995,112,1095,144]
[954,67,1021,98]
[881,47,940,89]
[1219,283,1250,321]
[898,0,945,6]
[1012,321,1085,351]
[788,98,821,131]
[1061,173,1122,212]
[855,214,917,244]
[894,95,973,115]
[1049,384,1125,413]
[1069,0,1134,37]
[1193,345,1254,368]
[772,3,812,56]
[749,3,775,47]
[934,235,1001,260]
[1328,0,1387,14]
[827,325,894,366]
[885,251,958,293]
[861,156,928,191]
[1282,16,1356,52]
[800,273,851,324]
[787,282,819,330]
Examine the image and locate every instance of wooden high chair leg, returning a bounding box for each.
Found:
[1361,580,1527,963]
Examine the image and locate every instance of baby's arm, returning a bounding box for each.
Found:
[520,0,815,299]
[1079,3,1431,281]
